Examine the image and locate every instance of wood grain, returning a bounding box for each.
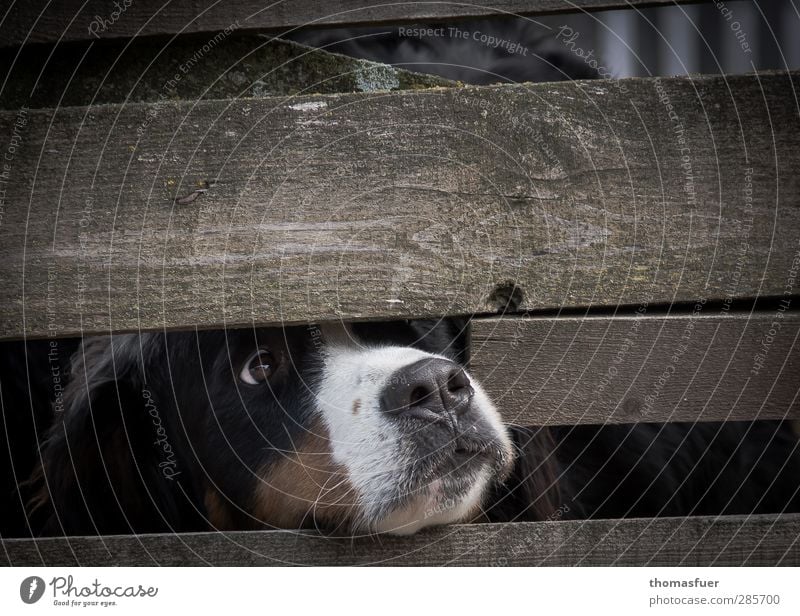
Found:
[1,71,798,339]
[3,514,797,566]
[471,313,800,425]
[1,1,704,48]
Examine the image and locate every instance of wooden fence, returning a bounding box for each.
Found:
[1,0,798,566]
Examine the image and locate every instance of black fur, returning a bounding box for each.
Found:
[0,338,78,536]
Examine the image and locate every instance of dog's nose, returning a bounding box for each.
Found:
[380,358,473,419]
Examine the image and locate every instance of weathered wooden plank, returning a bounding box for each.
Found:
[2,514,797,566]
[1,71,798,339]
[0,35,453,110]
[1,1,703,48]
[471,312,800,425]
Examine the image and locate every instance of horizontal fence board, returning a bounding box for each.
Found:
[2,1,703,48]
[1,71,799,339]
[471,313,800,425]
[3,514,797,566]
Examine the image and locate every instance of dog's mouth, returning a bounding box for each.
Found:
[427,433,513,486]
[362,428,514,534]
[394,411,515,481]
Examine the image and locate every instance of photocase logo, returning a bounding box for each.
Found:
[20,576,45,604]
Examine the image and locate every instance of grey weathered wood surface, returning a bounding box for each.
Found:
[3,514,797,566]
[1,1,703,47]
[1,71,798,339]
[0,35,453,110]
[471,313,800,425]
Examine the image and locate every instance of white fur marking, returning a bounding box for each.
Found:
[313,341,511,534]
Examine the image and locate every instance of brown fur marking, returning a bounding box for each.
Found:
[252,420,359,531]
[204,487,236,530]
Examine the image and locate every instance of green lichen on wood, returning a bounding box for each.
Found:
[0,34,454,109]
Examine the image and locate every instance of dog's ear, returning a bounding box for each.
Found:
[351,317,471,364]
[409,317,471,365]
[30,335,201,536]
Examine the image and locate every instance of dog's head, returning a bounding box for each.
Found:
[33,319,514,536]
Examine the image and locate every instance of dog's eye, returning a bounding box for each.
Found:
[239,349,276,385]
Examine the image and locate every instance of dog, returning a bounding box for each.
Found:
[1,318,798,537]
[15,319,517,536]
